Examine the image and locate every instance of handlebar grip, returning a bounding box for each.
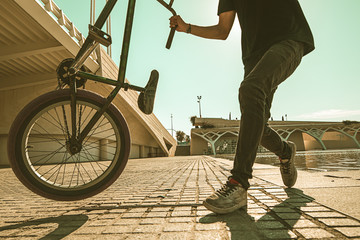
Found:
[166,27,176,49]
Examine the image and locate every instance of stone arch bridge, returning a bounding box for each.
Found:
[190,118,360,155]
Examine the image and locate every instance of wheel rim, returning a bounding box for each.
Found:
[20,99,122,192]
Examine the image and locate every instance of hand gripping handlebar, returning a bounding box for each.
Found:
[156,0,177,49]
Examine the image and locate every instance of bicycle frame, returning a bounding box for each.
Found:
[61,0,176,145]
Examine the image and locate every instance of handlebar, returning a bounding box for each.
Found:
[156,0,177,49]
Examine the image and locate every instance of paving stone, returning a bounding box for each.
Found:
[88,219,114,227]
[250,214,276,221]
[194,230,227,240]
[296,228,335,238]
[0,156,358,239]
[171,211,192,217]
[300,206,331,212]
[147,211,168,218]
[159,232,190,240]
[263,202,284,207]
[318,218,360,227]
[335,227,360,237]
[195,222,224,231]
[274,212,304,220]
[270,207,297,213]
[306,211,346,218]
[285,219,319,228]
[112,218,139,225]
[0,228,20,237]
[121,212,144,218]
[229,230,263,240]
[126,233,158,240]
[140,217,166,225]
[256,220,286,229]
[132,224,162,233]
[73,226,108,234]
[247,208,267,214]
[169,217,194,223]
[102,225,134,234]
[261,229,298,239]
[163,223,193,232]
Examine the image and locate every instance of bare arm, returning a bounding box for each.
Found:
[169,11,236,40]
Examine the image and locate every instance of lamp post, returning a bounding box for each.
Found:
[171,114,174,137]
[197,96,202,118]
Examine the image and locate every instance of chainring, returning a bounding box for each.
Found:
[56,58,87,88]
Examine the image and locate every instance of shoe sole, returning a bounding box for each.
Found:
[203,200,247,214]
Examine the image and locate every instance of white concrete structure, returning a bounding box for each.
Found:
[0,0,176,166]
[191,118,360,155]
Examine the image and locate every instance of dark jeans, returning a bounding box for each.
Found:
[231,40,304,189]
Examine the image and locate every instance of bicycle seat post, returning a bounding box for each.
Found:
[70,0,118,73]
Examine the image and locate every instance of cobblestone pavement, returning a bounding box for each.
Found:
[0,156,360,239]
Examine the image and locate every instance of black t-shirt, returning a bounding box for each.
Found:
[218,0,315,63]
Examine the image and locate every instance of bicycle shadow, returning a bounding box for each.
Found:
[199,188,314,239]
[0,214,88,240]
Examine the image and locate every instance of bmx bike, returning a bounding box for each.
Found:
[7,0,177,201]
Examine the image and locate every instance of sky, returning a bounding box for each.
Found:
[55,0,360,136]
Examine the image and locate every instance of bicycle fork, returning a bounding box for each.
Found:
[65,0,135,151]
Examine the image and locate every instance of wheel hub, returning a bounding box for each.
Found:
[66,139,82,155]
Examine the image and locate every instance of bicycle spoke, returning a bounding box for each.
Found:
[82,115,107,146]
[78,154,95,182]
[31,125,66,147]
[31,145,65,166]
[35,149,73,176]
[19,97,125,193]
[82,146,107,172]
[53,150,68,185]
[41,110,67,134]
[50,107,69,137]
[79,106,95,130]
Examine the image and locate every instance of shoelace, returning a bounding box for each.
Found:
[216,182,236,197]
[280,159,291,174]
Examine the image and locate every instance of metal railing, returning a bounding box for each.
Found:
[39,0,99,62]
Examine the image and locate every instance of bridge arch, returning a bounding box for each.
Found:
[324,127,360,149]
[192,130,238,155]
[190,121,360,155]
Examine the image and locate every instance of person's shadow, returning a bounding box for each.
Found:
[199,188,314,239]
[0,214,88,240]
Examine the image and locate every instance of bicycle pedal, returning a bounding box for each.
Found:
[88,25,112,47]
[138,70,159,115]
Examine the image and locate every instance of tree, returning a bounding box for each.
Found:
[176,131,185,143]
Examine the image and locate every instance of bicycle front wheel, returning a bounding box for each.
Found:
[8,89,130,201]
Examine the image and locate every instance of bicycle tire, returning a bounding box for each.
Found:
[7,89,130,201]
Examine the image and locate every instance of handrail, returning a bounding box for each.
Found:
[39,0,99,62]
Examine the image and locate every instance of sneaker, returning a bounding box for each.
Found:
[280,141,297,187]
[203,179,247,214]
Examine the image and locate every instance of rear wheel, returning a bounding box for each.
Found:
[7,89,130,201]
